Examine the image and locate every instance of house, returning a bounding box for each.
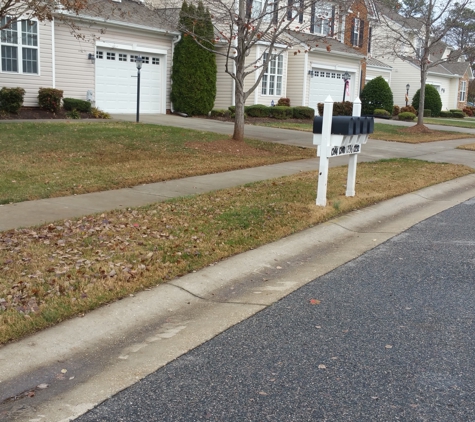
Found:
[212,0,389,112]
[370,5,473,110]
[0,0,179,114]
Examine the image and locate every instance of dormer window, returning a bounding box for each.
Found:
[311,5,334,36]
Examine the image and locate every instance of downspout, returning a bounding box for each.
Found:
[302,50,308,106]
[170,34,182,113]
[52,19,56,88]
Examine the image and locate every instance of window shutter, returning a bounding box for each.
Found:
[246,0,252,19]
[368,26,372,53]
[350,18,355,46]
[287,0,292,20]
[273,0,279,24]
[310,3,315,33]
[359,20,365,48]
[330,6,335,36]
[299,0,304,23]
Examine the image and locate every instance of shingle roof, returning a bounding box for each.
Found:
[69,0,180,34]
[288,31,366,57]
[366,56,391,68]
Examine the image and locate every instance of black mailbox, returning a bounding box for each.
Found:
[358,116,374,134]
[313,115,374,135]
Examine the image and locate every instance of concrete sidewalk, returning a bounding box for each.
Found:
[1,117,475,421]
[1,115,474,232]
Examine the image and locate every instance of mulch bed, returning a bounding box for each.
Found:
[0,107,94,120]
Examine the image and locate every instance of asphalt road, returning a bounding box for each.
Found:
[75,197,475,421]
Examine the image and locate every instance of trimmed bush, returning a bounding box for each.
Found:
[393,105,400,116]
[0,87,25,113]
[271,106,293,119]
[293,106,314,119]
[63,98,92,113]
[452,111,465,118]
[277,97,291,107]
[38,88,63,113]
[449,109,462,113]
[318,101,353,116]
[398,112,416,121]
[400,105,417,114]
[246,104,271,117]
[210,109,231,118]
[170,1,216,116]
[423,109,431,117]
[463,107,473,117]
[373,109,390,117]
[439,111,453,118]
[361,76,393,115]
[412,85,442,117]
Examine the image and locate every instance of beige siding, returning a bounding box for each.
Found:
[214,50,233,109]
[366,68,391,83]
[0,21,54,106]
[54,21,174,111]
[286,50,306,106]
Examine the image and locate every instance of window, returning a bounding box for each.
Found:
[119,53,127,61]
[287,0,300,20]
[152,57,160,65]
[1,17,38,74]
[311,5,333,36]
[96,51,104,59]
[460,80,467,102]
[106,52,116,60]
[261,53,283,96]
[351,18,364,47]
[247,0,275,21]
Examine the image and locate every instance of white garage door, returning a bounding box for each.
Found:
[309,69,353,109]
[95,48,162,114]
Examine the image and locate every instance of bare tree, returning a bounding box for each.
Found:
[372,0,474,127]
[164,0,352,141]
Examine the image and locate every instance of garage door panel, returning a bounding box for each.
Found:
[309,69,353,111]
[95,48,162,114]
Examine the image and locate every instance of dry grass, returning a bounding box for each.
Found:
[457,143,475,151]
[0,122,314,204]
[0,159,472,344]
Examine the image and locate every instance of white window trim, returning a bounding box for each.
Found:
[460,80,467,102]
[0,17,40,75]
[353,18,360,46]
[261,53,283,96]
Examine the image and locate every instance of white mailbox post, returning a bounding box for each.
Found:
[313,96,374,206]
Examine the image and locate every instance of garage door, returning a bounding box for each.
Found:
[309,69,353,110]
[95,48,162,114]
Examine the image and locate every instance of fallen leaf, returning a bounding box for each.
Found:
[309,299,321,305]
[37,383,49,389]
[318,364,326,369]
[385,345,393,349]
[61,368,68,373]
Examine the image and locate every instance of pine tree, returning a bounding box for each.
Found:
[171,1,217,116]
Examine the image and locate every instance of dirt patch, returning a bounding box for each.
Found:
[400,124,433,134]
[185,139,272,156]
[0,107,94,120]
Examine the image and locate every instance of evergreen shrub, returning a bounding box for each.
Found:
[293,106,314,119]
[63,98,92,112]
[398,112,416,121]
[361,76,393,115]
[271,106,293,119]
[373,109,390,117]
[246,104,271,117]
[210,109,231,118]
[452,111,465,118]
[0,87,25,113]
[439,111,452,118]
[317,101,353,116]
[423,109,431,117]
[412,85,442,117]
[171,1,217,116]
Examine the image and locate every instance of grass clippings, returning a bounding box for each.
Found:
[0,122,314,204]
[0,158,472,344]
[253,121,473,143]
[457,143,475,151]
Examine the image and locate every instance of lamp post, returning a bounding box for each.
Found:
[342,71,351,102]
[135,56,143,123]
[405,83,410,107]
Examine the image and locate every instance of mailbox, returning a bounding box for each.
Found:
[313,116,374,135]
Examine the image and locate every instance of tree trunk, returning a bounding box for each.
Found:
[232,45,246,141]
[417,66,427,126]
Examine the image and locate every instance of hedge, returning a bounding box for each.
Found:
[0,87,25,114]
[63,98,92,113]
